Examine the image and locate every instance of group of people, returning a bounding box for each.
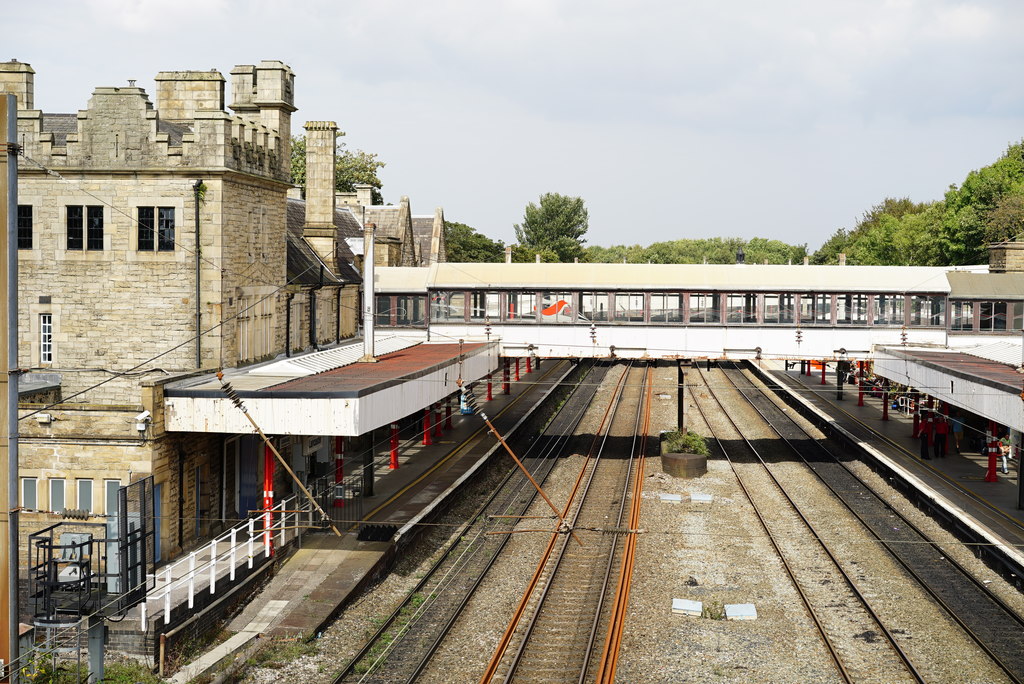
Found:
[916,412,958,460]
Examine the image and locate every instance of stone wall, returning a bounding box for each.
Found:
[988,242,1024,273]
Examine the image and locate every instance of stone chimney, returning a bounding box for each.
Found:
[230,61,296,180]
[302,121,338,269]
[505,246,513,264]
[155,69,225,121]
[987,241,1024,273]
[536,253,542,263]
[803,256,809,266]
[838,253,846,266]
[355,184,374,206]
[0,60,34,110]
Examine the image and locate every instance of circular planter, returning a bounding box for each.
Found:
[661,451,707,478]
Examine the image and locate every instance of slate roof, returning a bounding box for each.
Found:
[412,216,435,266]
[361,205,403,240]
[286,198,362,285]
[41,113,77,146]
[157,119,191,146]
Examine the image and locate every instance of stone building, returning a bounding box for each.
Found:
[337,189,447,267]
[1,59,360,561]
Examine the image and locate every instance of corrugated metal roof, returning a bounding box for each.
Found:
[948,271,1024,298]
[375,262,956,293]
[253,335,420,377]
[961,340,1024,368]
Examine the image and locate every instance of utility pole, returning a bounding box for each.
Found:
[0,93,19,681]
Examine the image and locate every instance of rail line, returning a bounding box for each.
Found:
[723,362,1024,683]
[690,364,923,683]
[481,362,652,683]
[331,360,600,683]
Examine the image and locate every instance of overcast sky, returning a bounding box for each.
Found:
[8,0,1023,250]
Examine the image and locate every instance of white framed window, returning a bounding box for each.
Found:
[21,477,37,509]
[77,479,94,512]
[50,478,65,512]
[40,313,53,363]
[105,479,121,515]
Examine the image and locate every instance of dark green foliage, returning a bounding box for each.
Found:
[444,221,506,262]
[587,237,807,265]
[514,193,589,262]
[290,135,386,204]
[662,429,709,456]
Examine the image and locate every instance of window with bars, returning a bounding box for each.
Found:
[67,205,103,250]
[40,313,53,363]
[17,205,32,249]
[138,206,175,251]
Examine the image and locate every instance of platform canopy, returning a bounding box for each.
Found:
[164,339,499,436]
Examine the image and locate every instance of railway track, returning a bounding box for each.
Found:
[481,362,652,683]
[331,360,603,683]
[720,362,1024,683]
[690,364,923,683]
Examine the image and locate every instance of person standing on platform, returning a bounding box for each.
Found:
[950,413,964,453]
[1000,433,1011,474]
[919,413,933,460]
[933,414,949,459]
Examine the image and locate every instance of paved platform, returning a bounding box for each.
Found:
[223,360,569,643]
[759,360,1024,569]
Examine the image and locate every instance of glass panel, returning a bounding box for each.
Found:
[395,295,426,326]
[430,291,466,322]
[158,207,175,251]
[762,293,794,324]
[17,205,32,249]
[874,295,905,325]
[726,294,757,323]
[67,205,83,250]
[836,294,868,325]
[375,295,391,325]
[1012,302,1024,331]
[77,479,93,512]
[798,294,814,324]
[40,313,52,363]
[909,295,945,326]
[86,206,104,250]
[580,292,609,322]
[650,294,682,323]
[980,302,1008,331]
[105,480,120,515]
[689,293,720,323]
[469,292,501,322]
[50,479,65,511]
[22,478,37,510]
[814,294,832,324]
[541,292,575,323]
[138,206,155,251]
[951,301,974,331]
[613,293,645,322]
[506,292,537,321]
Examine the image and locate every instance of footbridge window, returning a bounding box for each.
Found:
[506,292,537,322]
[874,294,905,326]
[836,294,868,325]
[799,294,832,325]
[689,293,720,323]
[613,293,645,322]
[470,292,501,322]
[763,294,795,324]
[396,294,426,326]
[581,292,609,322]
[951,301,974,331]
[726,294,757,323]
[431,291,466,322]
[910,295,945,327]
[650,294,683,323]
[980,301,1008,331]
[541,292,576,323]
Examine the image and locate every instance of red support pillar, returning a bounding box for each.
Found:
[515,358,521,382]
[263,442,275,556]
[445,397,453,430]
[433,402,443,437]
[805,361,812,377]
[503,359,510,395]
[487,373,493,401]
[333,436,345,507]
[882,389,889,421]
[389,422,399,470]
[422,407,433,446]
[986,420,999,482]
[820,360,827,385]
[526,355,532,374]
[857,362,865,407]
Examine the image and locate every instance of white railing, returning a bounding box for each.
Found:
[140,489,315,631]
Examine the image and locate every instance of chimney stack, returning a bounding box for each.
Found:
[355,183,374,206]
[0,60,34,109]
[505,246,512,264]
[302,121,339,269]
[838,253,846,266]
[803,256,809,266]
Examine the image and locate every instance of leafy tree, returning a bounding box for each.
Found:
[514,193,589,262]
[511,244,560,263]
[290,135,386,204]
[586,237,805,265]
[444,221,506,262]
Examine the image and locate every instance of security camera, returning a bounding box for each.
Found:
[135,410,151,422]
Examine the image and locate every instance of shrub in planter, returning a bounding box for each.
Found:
[660,429,709,478]
[661,429,709,456]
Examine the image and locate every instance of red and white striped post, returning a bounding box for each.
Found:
[333,436,345,507]
[985,420,999,482]
[263,442,275,556]
[422,407,433,446]
[389,422,399,469]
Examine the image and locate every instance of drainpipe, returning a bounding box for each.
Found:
[285,293,294,358]
[193,180,203,368]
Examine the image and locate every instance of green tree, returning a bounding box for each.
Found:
[444,221,506,262]
[514,193,589,262]
[290,135,386,204]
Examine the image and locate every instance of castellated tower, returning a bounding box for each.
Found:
[230,61,296,181]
